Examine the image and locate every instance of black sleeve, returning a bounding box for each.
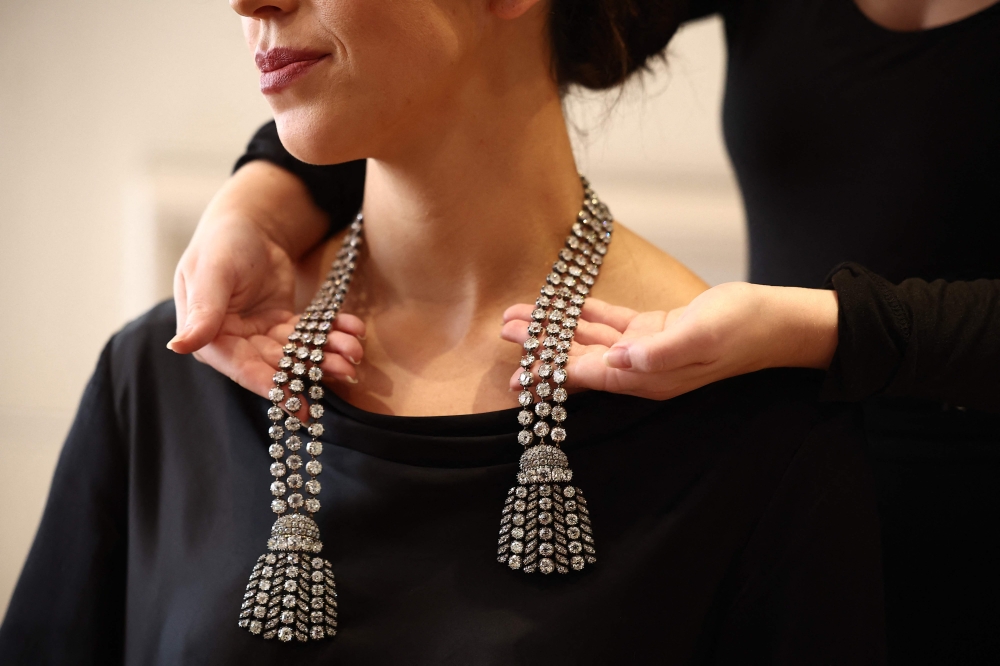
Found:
[234,120,366,239]
[820,262,1000,413]
[0,342,129,665]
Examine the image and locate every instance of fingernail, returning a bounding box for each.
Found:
[347,356,360,365]
[357,334,366,341]
[604,346,632,369]
[166,336,179,352]
[342,375,359,384]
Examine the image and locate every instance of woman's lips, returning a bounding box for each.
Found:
[256,48,329,94]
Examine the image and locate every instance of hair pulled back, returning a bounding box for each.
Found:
[549,0,687,90]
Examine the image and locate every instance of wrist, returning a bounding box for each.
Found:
[761,286,840,370]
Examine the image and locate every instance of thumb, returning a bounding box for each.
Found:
[168,264,233,354]
[605,327,699,374]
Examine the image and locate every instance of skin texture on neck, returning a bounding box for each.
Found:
[854,0,999,30]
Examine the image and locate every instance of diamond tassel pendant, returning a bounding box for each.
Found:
[238,215,362,642]
[496,178,611,575]
[238,516,338,641]
[497,445,596,574]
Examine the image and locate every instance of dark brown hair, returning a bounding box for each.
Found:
[550,0,687,89]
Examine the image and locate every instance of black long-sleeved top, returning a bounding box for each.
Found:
[0,302,885,664]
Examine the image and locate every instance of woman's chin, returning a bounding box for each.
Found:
[273,109,368,166]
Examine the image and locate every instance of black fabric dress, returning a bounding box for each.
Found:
[229,1,1000,661]
[0,302,885,665]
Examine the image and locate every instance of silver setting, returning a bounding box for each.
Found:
[497,178,608,575]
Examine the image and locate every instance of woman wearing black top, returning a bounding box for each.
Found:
[159,0,1000,663]
[0,0,885,664]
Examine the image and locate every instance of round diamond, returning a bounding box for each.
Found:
[569,541,583,554]
[517,410,533,426]
[305,480,321,495]
[287,474,303,489]
[533,421,550,438]
[553,369,568,384]
[539,527,553,540]
[565,513,579,525]
[539,485,552,496]
[515,486,528,498]
[284,416,301,432]
[571,556,585,571]
[283,579,298,592]
[553,388,568,402]
[253,605,266,618]
[567,526,581,539]
[538,364,553,378]
[563,486,576,498]
[310,626,326,640]
[249,620,263,634]
[285,397,302,412]
[551,406,567,422]
[535,382,552,398]
[269,426,284,440]
[270,462,286,477]
[306,441,323,456]
[518,371,534,387]
[308,367,324,382]
[293,363,307,376]
[538,512,552,525]
[514,500,526,512]
[517,430,533,446]
[512,514,525,526]
[278,627,293,642]
[305,460,322,476]
[539,542,554,556]
[550,427,566,442]
[510,540,524,554]
[312,571,324,582]
[564,500,577,511]
[308,423,325,437]
[518,391,533,407]
[511,527,524,539]
[309,386,325,400]
[508,555,522,569]
[288,494,304,508]
[539,497,552,510]
[539,558,555,574]
[305,498,321,512]
[286,455,303,470]
[310,404,325,419]
[269,388,285,402]
[268,406,283,421]
[271,499,287,514]
[534,402,551,417]
[269,444,284,459]
[270,481,286,496]
[285,436,302,451]
[289,379,305,393]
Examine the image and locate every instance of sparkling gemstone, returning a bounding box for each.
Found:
[539,349,554,361]
[305,480,321,495]
[518,371,534,387]
[313,333,327,346]
[256,592,268,604]
[514,500,526,512]
[278,356,293,370]
[309,386,325,400]
[285,436,302,451]
[531,308,546,321]
[269,444,284,459]
[307,441,324,456]
[281,610,295,624]
[312,571,324,583]
[253,605,266,618]
[308,423,325,437]
[523,338,539,351]
[310,349,324,363]
[249,620,263,634]
[565,513,579,525]
[285,397,302,412]
[539,542,554,556]
[563,486,576,498]
[512,527,524,539]
[278,627,293,642]
[543,336,558,348]
[510,540,524,554]
[265,554,277,565]
[269,426,284,440]
[517,410,533,426]
[305,460,322,476]
[553,369,568,384]
[546,324,561,335]
[289,379,305,393]
[567,526,581,539]
[569,541,583,554]
[553,388,568,402]
[551,406,567,422]
[538,512,552,525]
[539,497,553,510]
[309,404,324,419]
[534,402,551,417]
[539,485,552,496]
[539,558,555,574]
[571,555,585,571]
[287,455,303,470]
[538,364,553,378]
[288,494,304,508]
[536,382,552,398]
[515,486,528,498]
[551,427,566,442]
[518,391,533,407]
[293,363,307,376]
[305,498,321,513]
[270,462,286,477]
[271,481,287,496]
[508,554,522,569]
[527,322,543,335]
[284,579,298,592]
[296,346,309,359]
[539,527,553,540]
[308,367,324,382]
[287,474,303,488]
[271,499,287,514]
[517,430,533,446]
[284,416,301,432]
[512,514,525,526]
[520,355,535,368]
[268,406,283,421]
[533,421,550,437]
[312,557,324,568]
[564,500,577,511]
[269,388,286,402]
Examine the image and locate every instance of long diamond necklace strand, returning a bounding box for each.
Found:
[238,178,612,642]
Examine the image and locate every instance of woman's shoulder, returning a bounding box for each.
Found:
[594,222,709,312]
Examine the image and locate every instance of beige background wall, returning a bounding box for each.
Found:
[0,2,740,617]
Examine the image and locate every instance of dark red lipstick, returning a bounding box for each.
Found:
[255,48,329,94]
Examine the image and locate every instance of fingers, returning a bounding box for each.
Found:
[501,309,623,348]
[193,335,281,399]
[606,324,707,374]
[169,260,235,355]
[579,299,639,333]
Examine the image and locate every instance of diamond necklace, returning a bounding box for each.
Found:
[238,177,613,642]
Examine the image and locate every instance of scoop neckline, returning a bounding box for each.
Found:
[847,0,1000,36]
[317,387,672,468]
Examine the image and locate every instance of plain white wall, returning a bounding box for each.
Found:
[0,2,738,617]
